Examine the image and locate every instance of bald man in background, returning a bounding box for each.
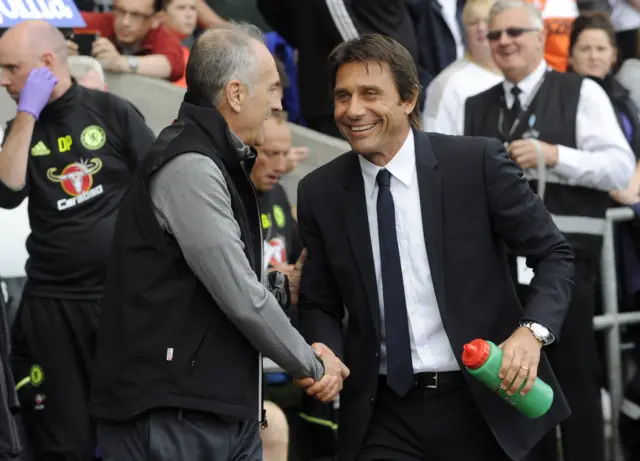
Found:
[0,20,154,461]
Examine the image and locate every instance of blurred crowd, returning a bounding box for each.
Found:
[3,0,640,460]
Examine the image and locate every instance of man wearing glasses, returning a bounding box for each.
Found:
[465,1,634,460]
[69,0,185,82]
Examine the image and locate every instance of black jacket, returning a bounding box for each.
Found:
[297,131,574,461]
[0,282,20,459]
[90,95,266,423]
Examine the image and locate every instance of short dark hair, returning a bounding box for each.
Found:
[329,34,422,130]
[569,12,617,55]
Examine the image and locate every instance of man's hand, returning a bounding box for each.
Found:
[285,146,309,173]
[18,67,58,120]
[268,264,295,277]
[288,248,307,306]
[498,327,543,397]
[610,182,640,205]
[508,139,558,169]
[92,37,128,73]
[66,39,79,56]
[295,343,350,403]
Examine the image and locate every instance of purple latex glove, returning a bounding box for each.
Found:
[18,67,58,120]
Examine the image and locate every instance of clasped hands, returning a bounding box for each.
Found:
[507,139,558,169]
[295,343,350,403]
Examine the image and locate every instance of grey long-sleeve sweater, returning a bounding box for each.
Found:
[149,153,324,381]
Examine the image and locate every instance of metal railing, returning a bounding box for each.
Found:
[592,206,637,461]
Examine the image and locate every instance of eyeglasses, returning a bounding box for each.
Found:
[112,6,155,22]
[487,27,540,41]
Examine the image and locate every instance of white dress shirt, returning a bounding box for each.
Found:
[358,130,459,374]
[504,60,635,191]
[424,58,503,135]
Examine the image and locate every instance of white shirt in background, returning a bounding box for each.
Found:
[609,0,640,32]
[423,58,503,135]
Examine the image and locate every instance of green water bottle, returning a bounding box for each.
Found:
[461,338,554,419]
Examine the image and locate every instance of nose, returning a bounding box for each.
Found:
[120,13,132,26]
[0,69,10,87]
[273,154,287,174]
[271,94,283,112]
[497,31,512,46]
[346,95,366,118]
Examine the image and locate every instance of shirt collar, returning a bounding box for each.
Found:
[358,129,415,198]
[503,60,548,101]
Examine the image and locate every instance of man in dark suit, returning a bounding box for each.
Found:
[295,33,575,461]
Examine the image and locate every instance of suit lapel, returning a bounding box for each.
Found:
[414,131,447,313]
[343,155,382,339]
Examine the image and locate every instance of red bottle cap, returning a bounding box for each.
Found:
[462,339,490,370]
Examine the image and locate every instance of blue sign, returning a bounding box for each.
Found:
[0,0,86,28]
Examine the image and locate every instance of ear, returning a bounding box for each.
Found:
[41,51,55,69]
[402,84,420,116]
[224,80,245,113]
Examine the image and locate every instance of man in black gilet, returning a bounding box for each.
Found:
[464,1,635,460]
[90,23,349,460]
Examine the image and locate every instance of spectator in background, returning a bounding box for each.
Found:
[609,0,640,62]
[569,12,640,160]
[258,0,419,138]
[0,19,155,461]
[423,0,503,134]
[465,2,635,460]
[253,113,301,276]
[68,55,108,91]
[404,0,466,93]
[525,0,579,71]
[69,0,185,82]
[160,0,198,88]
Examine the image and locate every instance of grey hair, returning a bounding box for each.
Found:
[68,55,105,83]
[185,21,264,106]
[488,0,544,29]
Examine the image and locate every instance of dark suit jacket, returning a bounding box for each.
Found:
[296,130,574,461]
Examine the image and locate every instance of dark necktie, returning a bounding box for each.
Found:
[376,169,414,397]
[505,86,523,133]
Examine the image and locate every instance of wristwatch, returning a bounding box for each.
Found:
[519,320,554,346]
[127,56,140,74]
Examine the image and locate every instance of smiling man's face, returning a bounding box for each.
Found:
[333,60,413,156]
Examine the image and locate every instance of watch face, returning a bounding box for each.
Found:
[533,324,549,339]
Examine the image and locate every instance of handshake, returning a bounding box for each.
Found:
[295,343,350,403]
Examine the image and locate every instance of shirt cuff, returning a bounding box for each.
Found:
[552,145,581,179]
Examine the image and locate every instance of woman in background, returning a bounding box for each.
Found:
[569,12,640,160]
[422,0,502,135]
